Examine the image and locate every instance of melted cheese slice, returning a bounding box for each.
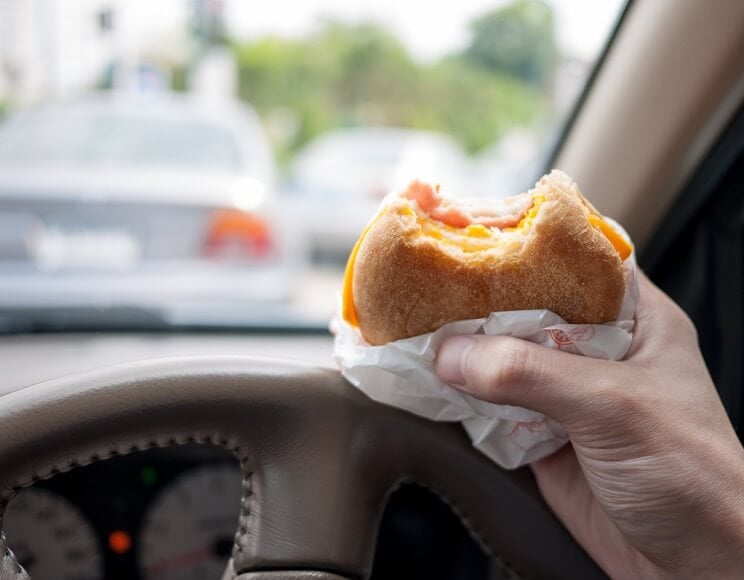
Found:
[419,220,497,252]
[588,215,633,260]
[342,212,385,326]
[503,195,544,233]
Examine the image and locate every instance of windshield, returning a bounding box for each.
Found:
[0,0,626,332]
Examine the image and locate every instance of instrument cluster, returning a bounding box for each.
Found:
[4,445,240,580]
[3,444,491,579]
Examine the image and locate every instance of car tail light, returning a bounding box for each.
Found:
[204,209,274,260]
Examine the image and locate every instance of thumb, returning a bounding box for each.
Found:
[434,334,626,427]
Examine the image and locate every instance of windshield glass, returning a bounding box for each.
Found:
[0,0,626,332]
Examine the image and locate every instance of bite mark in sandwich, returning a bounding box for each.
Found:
[342,170,632,345]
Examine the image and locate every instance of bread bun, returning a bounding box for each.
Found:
[342,170,631,346]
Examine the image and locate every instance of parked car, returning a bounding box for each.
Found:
[286,127,468,263]
[0,92,302,327]
[468,128,545,199]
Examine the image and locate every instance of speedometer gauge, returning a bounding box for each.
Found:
[3,487,103,580]
[138,464,241,580]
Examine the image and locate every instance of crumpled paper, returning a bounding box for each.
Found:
[332,219,638,469]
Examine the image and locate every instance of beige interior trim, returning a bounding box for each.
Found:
[555,0,744,249]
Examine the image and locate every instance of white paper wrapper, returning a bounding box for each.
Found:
[332,220,639,469]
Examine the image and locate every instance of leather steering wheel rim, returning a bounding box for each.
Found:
[0,356,603,580]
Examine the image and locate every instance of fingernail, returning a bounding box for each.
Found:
[435,335,476,387]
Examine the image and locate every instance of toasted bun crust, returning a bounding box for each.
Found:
[351,170,626,345]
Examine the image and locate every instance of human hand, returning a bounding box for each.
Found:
[435,271,744,579]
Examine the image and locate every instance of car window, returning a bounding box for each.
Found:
[0,114,243,171]
[0,0,627,331]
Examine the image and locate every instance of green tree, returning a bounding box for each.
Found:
[464,0,556,88]
[232,22,422,160]
[231,18,546,163]
[418,58,541,153]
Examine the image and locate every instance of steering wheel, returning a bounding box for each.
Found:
[0,356,603,580]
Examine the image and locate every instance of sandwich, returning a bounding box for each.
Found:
[341,170,632,346]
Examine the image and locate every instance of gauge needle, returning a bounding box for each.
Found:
[145,546,215,575]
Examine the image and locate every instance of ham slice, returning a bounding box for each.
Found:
[404,180,531,230]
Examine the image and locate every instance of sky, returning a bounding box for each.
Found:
[223,0,626,62]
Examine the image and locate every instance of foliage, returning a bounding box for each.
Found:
[464,0,556,88]
[231,1,556,163]
[415,57,542,154]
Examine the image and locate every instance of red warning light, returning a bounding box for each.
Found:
[109,530,132,554]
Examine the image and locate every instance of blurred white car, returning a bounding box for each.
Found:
[286,127,468,262]
[0,92,301,321]
[468,128,544,199]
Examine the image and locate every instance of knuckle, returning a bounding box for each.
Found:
[663,299,698,342]
[677,310,699,343]
[460,337,546,405]
[638,300,699,359]
[488,339,536,390]
[604,379,651,419]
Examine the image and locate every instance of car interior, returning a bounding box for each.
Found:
[0,0,742,579]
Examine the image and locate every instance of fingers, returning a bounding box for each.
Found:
[435,334,626,426]
[433,269,694,425]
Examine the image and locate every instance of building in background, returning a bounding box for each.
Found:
[0,0,191,105]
